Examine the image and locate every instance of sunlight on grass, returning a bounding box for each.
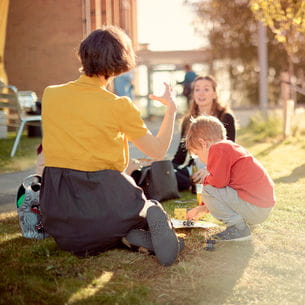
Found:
[0,112,305,305]
[0,211,17,220]
[0,232,21,243]
[0,132,40,173]
[67,271,114,304]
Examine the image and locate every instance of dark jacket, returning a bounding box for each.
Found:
[172,112,236,167]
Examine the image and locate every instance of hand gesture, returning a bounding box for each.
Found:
[149,82,176,111]
[187,206,209,221]
[191,168,209,184]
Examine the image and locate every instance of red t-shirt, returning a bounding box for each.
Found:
[204,141,275,208]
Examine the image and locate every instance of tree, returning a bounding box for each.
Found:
[250,0,305,99]
[185,0,305,106]
[187,0,260,106]
[251,0,305,136]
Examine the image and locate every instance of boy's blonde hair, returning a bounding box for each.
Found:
[185,115,227,151]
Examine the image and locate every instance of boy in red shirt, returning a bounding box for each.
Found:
[186,115,275,241]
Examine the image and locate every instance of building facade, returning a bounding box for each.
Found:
[3,0,137,98]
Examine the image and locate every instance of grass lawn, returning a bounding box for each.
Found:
[0,132,41,173]
[0,122,305,305]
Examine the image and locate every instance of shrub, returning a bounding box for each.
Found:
[247,113,282,141]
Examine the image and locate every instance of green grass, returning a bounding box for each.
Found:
[0,120,305,305]
[246,112,283,141]
[0,132,41,173]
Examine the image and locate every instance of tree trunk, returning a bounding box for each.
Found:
[288,55,296,101]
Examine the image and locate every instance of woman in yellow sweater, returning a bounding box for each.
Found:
[40,26,182,266]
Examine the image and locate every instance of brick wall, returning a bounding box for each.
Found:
[5,0,84,99]
[4,0,137,99]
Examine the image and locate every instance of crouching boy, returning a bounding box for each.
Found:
[186,115,276,241]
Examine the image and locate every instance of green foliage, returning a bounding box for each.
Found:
[0,132,41,173]
[251,0,305,56]
[247,112,283,140]
[189,0,261,105]
[250,0,305,87]
[186,0,305,106]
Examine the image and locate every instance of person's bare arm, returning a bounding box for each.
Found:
[133,83,177,160]
[187,205,209,221]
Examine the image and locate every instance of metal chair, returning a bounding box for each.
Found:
[0,83,41,157]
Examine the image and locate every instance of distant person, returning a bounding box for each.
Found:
[186,115,276,241]
[172,75,236,192]
[177,64,197,105]
[40,26,183,266]
[114,70,134,99]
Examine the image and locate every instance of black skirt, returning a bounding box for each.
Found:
[40,167,147,256]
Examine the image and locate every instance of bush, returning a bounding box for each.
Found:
[247,113,282,141]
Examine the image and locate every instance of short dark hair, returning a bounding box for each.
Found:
[78,26,136,79]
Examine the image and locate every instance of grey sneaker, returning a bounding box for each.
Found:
[124,229,185,254]
[213,224,251,241]
[125,229,154,251]
[146,205,179,266]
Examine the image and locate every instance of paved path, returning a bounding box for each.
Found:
[0,116,181,214]
[129,115,180,159]
[0,168,35,213]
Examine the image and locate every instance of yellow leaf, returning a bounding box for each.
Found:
[276,34,286,43]
[293,17,302,25]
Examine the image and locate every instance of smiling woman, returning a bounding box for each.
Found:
[172,75,236,192]
[137,0,203,51]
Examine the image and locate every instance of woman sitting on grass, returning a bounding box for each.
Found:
[172,75,236,192]
[40,26,183,266]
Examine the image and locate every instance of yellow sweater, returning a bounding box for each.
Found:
[42,75,147,172]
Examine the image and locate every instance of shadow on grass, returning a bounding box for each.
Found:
[274,163,305,184]
[166,239,254,305]
[0,210,254,305]
[254,140,283,158]
[0,216,169,305]
[206,241,254,305]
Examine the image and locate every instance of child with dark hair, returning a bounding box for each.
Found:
[185,115,275,241]
[40,26,183,265]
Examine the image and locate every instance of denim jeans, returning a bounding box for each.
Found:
[202,185,272,227]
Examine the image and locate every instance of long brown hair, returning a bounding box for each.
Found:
[181,75,231,136]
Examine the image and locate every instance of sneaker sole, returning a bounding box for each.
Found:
[146,205,179,266]
[125,229,154,251]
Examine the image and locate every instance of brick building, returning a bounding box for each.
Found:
[2,0,137,98]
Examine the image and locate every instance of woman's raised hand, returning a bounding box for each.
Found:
[149,82,177,111]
